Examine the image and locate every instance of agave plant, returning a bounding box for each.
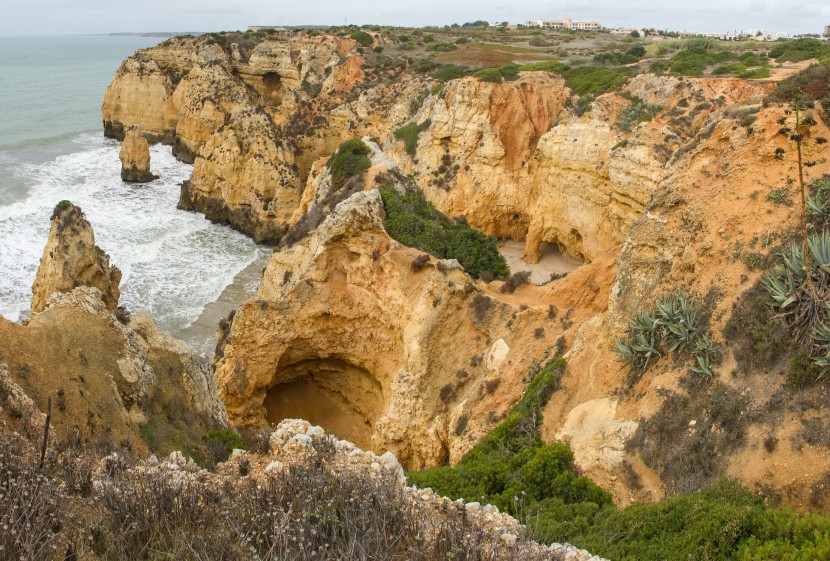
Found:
[806,177,830,229]
[689,353,715,378]
[656,292,699,352]
[614,310,662,372]
[764,230,830,340]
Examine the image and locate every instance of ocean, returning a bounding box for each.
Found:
[0,35,267,354]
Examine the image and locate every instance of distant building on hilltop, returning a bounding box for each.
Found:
[527,18,601,31]
[825,25,830,37]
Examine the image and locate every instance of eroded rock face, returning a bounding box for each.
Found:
[171,62,257,163]
[215,178,615,469]
[3,286,229,454]
[179,107,302,243]
[119,126,158,182]
[31,202,121,314]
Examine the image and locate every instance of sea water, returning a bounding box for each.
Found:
[0,36,267,354]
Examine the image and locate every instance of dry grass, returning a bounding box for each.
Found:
[0,430,555,561]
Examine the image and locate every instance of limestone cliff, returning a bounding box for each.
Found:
[101,33,830,509]
[119,125,158,182]
[215,173,615,469]
[171,61,257,162]
[31,202,121,314]
[179,107,302,242]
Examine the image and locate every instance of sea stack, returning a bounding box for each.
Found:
[119,125,158,182]
[31,201,121,314]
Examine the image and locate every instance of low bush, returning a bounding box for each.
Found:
[615,99,661,131]
[666,47,736,77]
[560,66,633,96]
[766,61,830,109]
[426,42,458,52]
[349,30,374,47]
[432,64,469,81]
[408,359,611,520]
[770,38,830,63]
[500,270,532,293]
[327,137,372,189]
[206,429,248,462]
[394,119,431,156]
[520,60,570,74]
[474,64,520,83]
[592,51,639,66]
[380,184,509,279]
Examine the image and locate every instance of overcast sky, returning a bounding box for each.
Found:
[2,0,829,37]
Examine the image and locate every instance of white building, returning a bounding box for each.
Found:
[824,25,830,37]
[526,18,601,31]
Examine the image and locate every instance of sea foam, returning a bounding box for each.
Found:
[0,134,264,350]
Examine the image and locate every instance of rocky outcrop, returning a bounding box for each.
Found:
[2,285,229,454]
[31,202,121,314]
[215,174,615,469]
[171,62,257,162]
[119,126,158,182]
[179,107,302,243]
[6,206,229,455]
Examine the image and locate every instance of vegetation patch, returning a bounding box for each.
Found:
[615,98,662,131]
[769,38,830,63]
[627,383,749,495]
[560,66,633,96]
[724,280,793,375]
[432,64,469,81]
[767,61,830,109]
[394,119,431,155]
[327,137,372,189]
[379,184,509,279]
[473,63,520,83]
[408,358,613,528]
[349,30,374,47]
[614,292,720,379]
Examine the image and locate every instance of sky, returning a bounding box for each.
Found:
[2,0,829,37]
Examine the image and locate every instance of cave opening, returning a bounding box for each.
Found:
[263,358,385,451]
[259,72,284,105]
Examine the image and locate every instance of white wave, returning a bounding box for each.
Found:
[0,135,262,345]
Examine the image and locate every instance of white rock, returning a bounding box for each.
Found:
[265,460,284,474]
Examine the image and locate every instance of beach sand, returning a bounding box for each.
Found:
[497,240,582,285]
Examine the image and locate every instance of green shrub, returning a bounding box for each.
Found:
[592,51,638,66]
[206,429,248,462]
[723,281,792,374]
[667,47,736,77]
[475,68,504,83]
[561,66,633,96]
[426,42,458,52]
[649,60,669,74]
[394,119,431,156]
[433,64,468,81]
[349,30,374,47]
[770,38,830,63]
[735,66,770,79]
[379,185,509,279]
[408,358,610,517]
[615,99,661,131]
[327,138,372,188]
[520,61,570,74]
